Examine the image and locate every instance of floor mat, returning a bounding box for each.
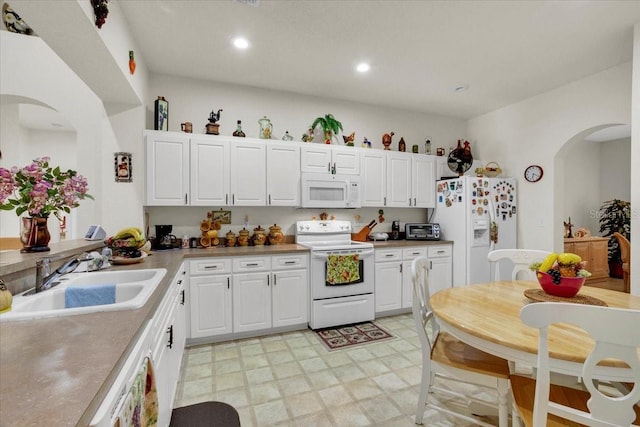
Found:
[314,322,395,351]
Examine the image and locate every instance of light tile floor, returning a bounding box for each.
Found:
[174,313,500,426]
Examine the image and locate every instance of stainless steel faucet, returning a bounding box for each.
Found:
[33,255,83,293]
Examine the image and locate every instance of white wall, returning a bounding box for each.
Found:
[562,140,601,235]
[599,138,632,203]
[631,23,640,294]
[467,62,632,254]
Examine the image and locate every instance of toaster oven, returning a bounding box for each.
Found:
[405,223,441,240]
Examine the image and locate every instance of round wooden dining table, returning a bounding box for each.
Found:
[430,280,640,381]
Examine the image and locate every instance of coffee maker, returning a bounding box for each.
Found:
[390,220,401,240]
[153,225,177,250]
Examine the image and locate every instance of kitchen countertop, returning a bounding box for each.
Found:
[0,240,448,426]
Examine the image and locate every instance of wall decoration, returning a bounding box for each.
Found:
[114,152,132,182]
[2,3,35,35]
[212,209,231,224]
[90,0,109,29]
[128,50,136,75]
[154,96,168,131]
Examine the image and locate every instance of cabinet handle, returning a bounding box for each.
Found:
[204,265,218,270]
[411,252,420,256]
[182,270,186,275]
[225,194,228,205]
[167,325,174,349]
[409,198,412,206]
[232,194,235,204]
[246,263,259,267]
[269,194,271,205]
[184,193,188,204]
[273,274,277,285]
[328,162,331,172]
[177,279,182,285]
[414,198,417,206]
[385,254,394,258]
[284,260,296,265]
[180,289,185,305]
[384,197,387,206]
[400,264,403,273]
[267,274,270,286]
[227,277,230,289]
[429,261,433,270]
[436,250,445,254]
[332,163,336,174]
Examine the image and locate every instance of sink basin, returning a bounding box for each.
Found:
[0,268,167,322]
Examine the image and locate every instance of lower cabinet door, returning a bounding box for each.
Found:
[428,257,452,295]
[375,261,402,312]
[190,275,232,338]
[272,269,308,328]
[233,272,271,333]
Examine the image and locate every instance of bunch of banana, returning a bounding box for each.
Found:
[530,252,591,280]
[107,227,146,249]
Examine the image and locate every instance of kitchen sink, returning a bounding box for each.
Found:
[0,268,167,322]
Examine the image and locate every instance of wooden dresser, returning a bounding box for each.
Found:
[564,236,609,283]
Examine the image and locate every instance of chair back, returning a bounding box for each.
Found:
[520,302,640,427]
[613,232,630,264]
[488,249,550,281]
[411,256,439,354]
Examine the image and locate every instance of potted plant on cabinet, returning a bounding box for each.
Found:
[598,199,630,278]
[311,114,343,144]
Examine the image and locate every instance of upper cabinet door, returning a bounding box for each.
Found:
[267,142,300,206]
[301,145,333,174]
[230,139,267,206]
[360,150,386,207]
[386,152,412,207]
[332,146,360,175]
[412,155,435,208]
[145,131,189,206]
[190,136,230,206]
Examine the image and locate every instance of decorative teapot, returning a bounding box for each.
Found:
[268,224,284,245]
[225,230,236,247]
[252,225,267,246]
[258,116,273,139]
[237,228,250,246]
[208,109,223,124]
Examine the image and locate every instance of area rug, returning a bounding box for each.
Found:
[314,322,395,351]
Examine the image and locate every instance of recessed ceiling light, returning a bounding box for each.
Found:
[454,84,469,93]
[356,63,370,73]
[232,37,250,49]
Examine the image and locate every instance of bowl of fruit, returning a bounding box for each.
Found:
[530,252,591,298]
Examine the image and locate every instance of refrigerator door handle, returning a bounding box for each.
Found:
[488,196,497,252]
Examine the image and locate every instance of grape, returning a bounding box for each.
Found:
[547,269,562,284]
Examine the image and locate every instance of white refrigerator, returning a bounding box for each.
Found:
[432,176,517,286]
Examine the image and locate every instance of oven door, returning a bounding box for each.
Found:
[310,248,374,299]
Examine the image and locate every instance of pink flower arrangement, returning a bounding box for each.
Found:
[0,157,92,219]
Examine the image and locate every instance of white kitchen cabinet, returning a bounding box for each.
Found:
[189,259,232,338]
[190,136,230,206]
[386,152,436,208]
[360,149,387,207]
[374,248,403,313]
[151,263,187,427]
[230,139,267,205]
[233,272,272,333]
[267,142,300,206]
[301,144,360,175]
[232,256,272,333]
[144,130,190,205]
[426,245,453,295]
[412,155,436,208]
[386,152,412,207]
[272,253,308,328]
[401,247,428,309]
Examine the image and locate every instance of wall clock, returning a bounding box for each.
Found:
[524,165,543,183]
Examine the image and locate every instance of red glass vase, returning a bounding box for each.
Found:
[20,216,51,253]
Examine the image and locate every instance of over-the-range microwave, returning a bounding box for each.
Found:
[301,172,361,208]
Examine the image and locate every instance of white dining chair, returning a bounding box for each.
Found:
[511,302,640,427]
[488,249,551,281]
[411,256,511,427]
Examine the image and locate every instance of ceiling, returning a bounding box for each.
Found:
[118,0,640,120]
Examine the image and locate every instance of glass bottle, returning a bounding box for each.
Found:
[233,120,246,137]
[425,139,432,154]
[282,131,293,141]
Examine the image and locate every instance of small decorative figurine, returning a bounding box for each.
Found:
[342,132,355,146]
[378,209,385,223]
[382,132,395,150]
[233,120,246,137]
[564,217,574,238]
[301,127,314,142]
[128,51,136,75]
[258,116,273,139]
[425,139,432,154]
[412,145,419,153]
[362,137,372,148]
[206,109,223,135]
[282,131,294,141]
[154,96,168,131]
[398,137,406,152]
